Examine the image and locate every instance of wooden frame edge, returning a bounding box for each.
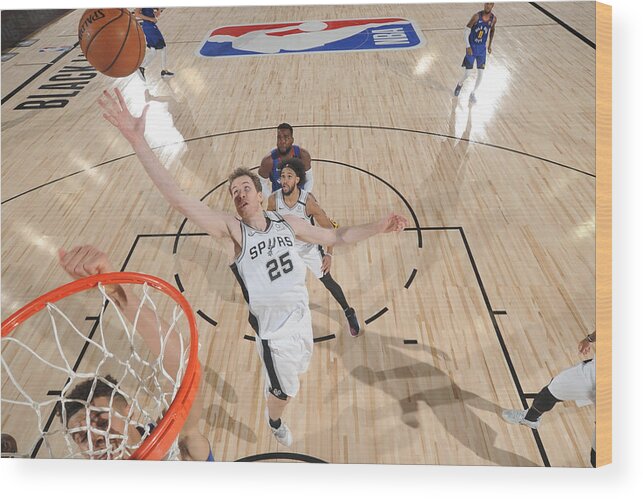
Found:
[596,0,612,467]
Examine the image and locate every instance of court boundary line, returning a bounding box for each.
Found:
[529,2,595,49]
[1,41,80,105]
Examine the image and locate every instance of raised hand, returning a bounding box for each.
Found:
[98,88,149,145]
[321,254,332,274]
[58,245,114,280]
[380,214,409,234]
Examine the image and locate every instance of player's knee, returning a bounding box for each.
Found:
[533,386,560,413]
[269,386,288,401]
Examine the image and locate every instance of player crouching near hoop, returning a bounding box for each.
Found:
[56,245,214,461]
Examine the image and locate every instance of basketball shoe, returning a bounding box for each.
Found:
[265,408,293,447]
[454,83,463,96]
[161,70,175,78]
[345,307,361,337]
[501,409,541,429]
[137,67,146,81]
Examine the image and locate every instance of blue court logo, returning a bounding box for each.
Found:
[198,18,424,58]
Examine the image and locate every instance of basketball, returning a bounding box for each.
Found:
[78,9,146,78]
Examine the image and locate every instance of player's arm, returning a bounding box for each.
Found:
[258,156,274,199]
[285,213,408,247]
[464,14,477,54]
[578,330,596,356]
[266,192,277,211]
[306,194,335,273]
[98,89,239,243]
[135,9,156,23]
[59,244,214,461]
[488,17,497,53]
[58,245,183,376]
[300,148,314,191]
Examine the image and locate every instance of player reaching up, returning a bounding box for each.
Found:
[98,88,408,447]
[56,245,213,461]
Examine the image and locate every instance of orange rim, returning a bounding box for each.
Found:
[1,272,201,461]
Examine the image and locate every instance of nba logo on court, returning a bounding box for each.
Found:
[198,18,424,58]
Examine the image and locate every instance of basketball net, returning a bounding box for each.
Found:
[1,273,200,460]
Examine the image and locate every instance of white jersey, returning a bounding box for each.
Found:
[275,188,316,248]
[274,188,328,278]
[230,211,309,339]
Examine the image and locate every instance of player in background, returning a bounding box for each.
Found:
[267,158,360,337]
[259,123,313,198]
[453,3,496,103]
[54,245,213,460]
[98,88,408,447]
[501,330,597,467]
[135,8,174,81]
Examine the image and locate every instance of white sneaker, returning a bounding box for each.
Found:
[265,408,293,447]
[271,421,293,447]
[501,409,541,429]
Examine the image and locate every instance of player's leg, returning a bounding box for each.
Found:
[503,360,595,428]
[159,47,174,78]
[256,313,313,447]
[302,246,361,336]
[320,273,360,336]
[455,55,475,96]
[138,47,156,81]
[469,55,486,103]
[502,386,560,429]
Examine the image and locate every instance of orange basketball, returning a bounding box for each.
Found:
[78,9,146,78]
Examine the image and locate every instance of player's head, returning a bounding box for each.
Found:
[276,123,294,154]
[57,375,140,459]
[228,167,264,218]
[483,2,494,13]
[279,158,306,196]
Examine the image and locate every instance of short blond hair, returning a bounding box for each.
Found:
[228,167,262,194]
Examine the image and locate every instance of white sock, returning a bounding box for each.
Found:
[160,48,168,70]
[301,167,314,192]
[141,47,156,69]
[473,69,484,93]
[458,68,473,86]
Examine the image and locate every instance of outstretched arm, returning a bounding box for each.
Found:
[306,194,335,273]
[59,245,212,460]
[578,331,596,356]
[58,245,183,377]
[266,192,277,211]
[285,213,408,247]
[98,89,239,243]
[258,156,274,199]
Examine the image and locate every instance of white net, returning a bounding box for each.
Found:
[1,279,195,460]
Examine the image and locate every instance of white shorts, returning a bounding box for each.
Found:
[548,358,596,406]
[255,307,313,399]
[297,243,324,279]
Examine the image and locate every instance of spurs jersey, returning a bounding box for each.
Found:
[230,212,309,339]
[274,188,316,247]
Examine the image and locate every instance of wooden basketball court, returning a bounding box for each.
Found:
[1,2,601,466]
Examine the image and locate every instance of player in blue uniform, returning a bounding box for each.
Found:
[454,3,496,103]
[135,8,174,81]
[259,123,313,198]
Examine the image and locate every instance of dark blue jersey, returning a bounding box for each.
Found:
[469,11,495,54]
[269,145,301,192]
[141,8,157,24]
